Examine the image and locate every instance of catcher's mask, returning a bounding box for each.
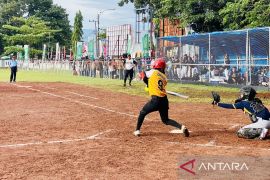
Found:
[240,86,256,101]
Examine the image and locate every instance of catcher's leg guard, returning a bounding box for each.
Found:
[237,128,263,139]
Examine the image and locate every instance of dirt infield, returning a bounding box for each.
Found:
[0,82,269,179]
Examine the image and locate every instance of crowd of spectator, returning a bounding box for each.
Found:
[73,54,269,86]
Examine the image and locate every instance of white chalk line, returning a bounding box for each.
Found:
[37,85,56,90]
[10,83,243,129]
[35,84,99,100]
[65,91,99,100]
[12,83,138,119]
[166,141,270,151]
[16,84,99,100]
[11,84,32,88]
[10,83,266,152]
[228,124,242,130]
[0,129,113,149]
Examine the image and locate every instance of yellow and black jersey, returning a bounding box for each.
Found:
[145,69,167,97]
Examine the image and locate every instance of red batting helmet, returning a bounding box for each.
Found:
[153,58,166,69]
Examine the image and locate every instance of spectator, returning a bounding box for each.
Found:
[175,58,181,80]
[166,58,173,79]
[118,59,125,80]
[90,60,96,77]
[181,54,188,79]
[224,53,230,66]
[108,60,115,79]
[228,67,240,84]
[210,53,216,64]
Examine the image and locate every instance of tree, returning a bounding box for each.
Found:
[1,16,60,57]
[26,0,53,17]
[25,0,71,46]
[0,0,71,55]
[220,0,270,30]
[0,0,25,25]
[118,0,232,33]
[246,0,270,27]
[71,10,83,59]
[41,5,72,46]
[0,0,26,54]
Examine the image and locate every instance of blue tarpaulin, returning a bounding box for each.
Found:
[160,27,269,57]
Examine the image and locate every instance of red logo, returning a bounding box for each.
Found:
[179,159,196,175]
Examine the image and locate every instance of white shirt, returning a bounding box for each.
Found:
[124,58,135,70]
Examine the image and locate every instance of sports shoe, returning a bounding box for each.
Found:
[170,126,189,137]
[134,130,140,137]
[129,83,132,86]
[182,126,190,137]
[123,83,126,87]
[259,128,269,140]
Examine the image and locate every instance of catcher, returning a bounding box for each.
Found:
[134,58,189,137]
[212,86,270,139]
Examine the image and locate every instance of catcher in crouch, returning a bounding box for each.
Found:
[133,58,189,137]
[212,86,270,140]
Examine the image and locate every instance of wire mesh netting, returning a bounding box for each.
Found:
[157,27,270,87]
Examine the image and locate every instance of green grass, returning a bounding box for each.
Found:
[1,69,269,104]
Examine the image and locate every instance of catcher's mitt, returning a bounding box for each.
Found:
[211,91,220,105]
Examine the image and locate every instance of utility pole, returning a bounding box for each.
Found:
[97,13,100,58]
[96,9,115,58]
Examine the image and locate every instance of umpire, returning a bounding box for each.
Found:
[9,55,18,83]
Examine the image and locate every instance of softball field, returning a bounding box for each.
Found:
[0,81,269,179]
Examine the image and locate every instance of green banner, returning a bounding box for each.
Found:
[16,45,23,60]
[142,34,150,58]
[88,40,95,60]
[76,42,83,60]
[42,44,46,60]
[24,45,29,61]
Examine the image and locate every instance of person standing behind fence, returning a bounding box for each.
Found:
[123,54,137,86]
[9,55,18,83]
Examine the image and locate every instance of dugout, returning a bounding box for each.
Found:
[157,27,270,87]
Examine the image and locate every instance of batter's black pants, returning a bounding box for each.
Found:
[10,66,17,82]
[136,96,182,131]
[124,69,134,85]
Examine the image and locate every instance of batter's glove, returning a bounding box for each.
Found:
[211,91,220,105]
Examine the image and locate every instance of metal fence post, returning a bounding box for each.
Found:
[179,36,182,83]
[248,30,251,86]
[246,29,249,85]
[268,27,270,91]
[208,33,211,83]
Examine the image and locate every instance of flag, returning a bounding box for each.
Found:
[76,42,83,60]
[42,44,46,61]
[24,45,29,61]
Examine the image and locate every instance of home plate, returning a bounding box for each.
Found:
[170,129,192,134]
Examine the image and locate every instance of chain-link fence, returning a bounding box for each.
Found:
[157,27,270,87]
[0,59,146,80]
[1,27,269,88]
[0,59,72,71]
